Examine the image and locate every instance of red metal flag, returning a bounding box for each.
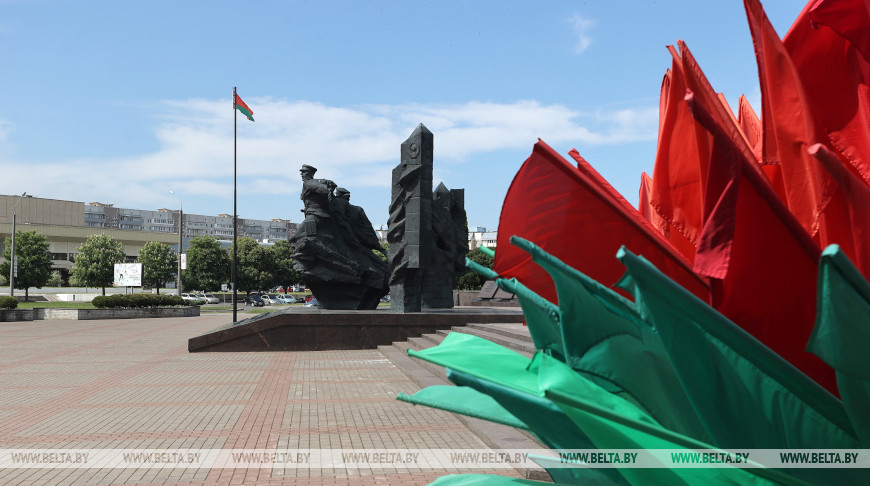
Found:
[647,49,710,263]
[686,90,837,396]
[744,0,837,240]
[493,140,709,306]
[746,0,870,281]
[785,0,870,186]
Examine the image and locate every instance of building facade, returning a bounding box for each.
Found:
[0,194,298,278]
[468,227,497,251]
[375,224,498,252]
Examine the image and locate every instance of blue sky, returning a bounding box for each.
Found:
[1,0,805,231]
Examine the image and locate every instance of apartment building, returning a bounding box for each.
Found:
[0,195,298,275]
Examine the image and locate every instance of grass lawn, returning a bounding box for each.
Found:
[15,301,97,309]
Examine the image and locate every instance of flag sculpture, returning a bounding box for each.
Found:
[397,0,870,484]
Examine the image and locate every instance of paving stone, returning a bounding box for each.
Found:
[0,314,531,485]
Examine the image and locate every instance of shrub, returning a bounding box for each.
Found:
[133,294,184,307]
[92,296,110,308]
[0,296,18,309]
[164,295,185,306]
[131,294,156,308]
[92,294,185,308]
[106,294,129,308]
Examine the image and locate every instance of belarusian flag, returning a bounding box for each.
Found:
[235,94,254,122]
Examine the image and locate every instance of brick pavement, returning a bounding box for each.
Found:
[0,314,526,485]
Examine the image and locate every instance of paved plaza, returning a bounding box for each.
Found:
[0,314,526,485]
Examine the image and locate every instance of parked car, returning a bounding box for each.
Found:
[278,295,297,304]
[180,293,204,305]
[197,293,220,304]
[260,295,273,305]
[268,294,285,304]
[303,297,319,308]
[244,294,265,307]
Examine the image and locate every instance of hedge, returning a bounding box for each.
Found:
[92,294,186,309]
[0,296,18,309]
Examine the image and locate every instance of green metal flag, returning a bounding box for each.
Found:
[808,244,870,447]
[538,352,805,486]
[507,236,709,441]
[446,369,628,485]
[615,246,870,485]
[497,278,566,362]
[428,473,560,486]
[397,385,528,431]
[409,332,799,485]
[408,333,627,484]
[615,245,858,450]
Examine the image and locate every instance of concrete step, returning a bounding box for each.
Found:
[378,344,449,389]
[391,339,450,384]
[447,326,536,357]
[406,336,437,352]
[418,332,445,347]
[466,323,532,341]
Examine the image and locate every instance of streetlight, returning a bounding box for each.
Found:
[169,190,183,296]
[9,192,27,298]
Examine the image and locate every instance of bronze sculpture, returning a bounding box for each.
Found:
[290,165,389,310]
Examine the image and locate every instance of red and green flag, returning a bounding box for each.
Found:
[234,94,254,122]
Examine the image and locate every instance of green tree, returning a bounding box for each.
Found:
[271,240,300,292]
[137,241,177,294]
[70,233,126,296]
[0,231,52,300]
[183,235,229,292]
[456,247,494,290]
[47,270,63,287]
[375,241,389,264]
[231,237,275,294]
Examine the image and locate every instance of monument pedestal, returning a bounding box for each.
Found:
[188,307,524,352]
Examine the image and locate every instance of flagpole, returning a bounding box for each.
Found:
[232,87,238,322]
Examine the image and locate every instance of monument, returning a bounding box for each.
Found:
[425,182,467,307]
[388,124,467,312]
[188,125,522,353]
[290,165,389,310]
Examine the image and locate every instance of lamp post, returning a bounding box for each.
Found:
[8,192,27,298]
[169,191,183,296]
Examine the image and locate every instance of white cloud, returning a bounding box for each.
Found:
[0,98,657,217]
[567,14,595,55]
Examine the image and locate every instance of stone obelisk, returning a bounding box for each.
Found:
[387,124,433,312]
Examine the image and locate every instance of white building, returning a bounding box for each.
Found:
[468,226,497,251]
[375,224,497,251]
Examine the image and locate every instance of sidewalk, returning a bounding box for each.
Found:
[0,314,525,485]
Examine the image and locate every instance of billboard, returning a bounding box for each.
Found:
[114,263,143,287]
